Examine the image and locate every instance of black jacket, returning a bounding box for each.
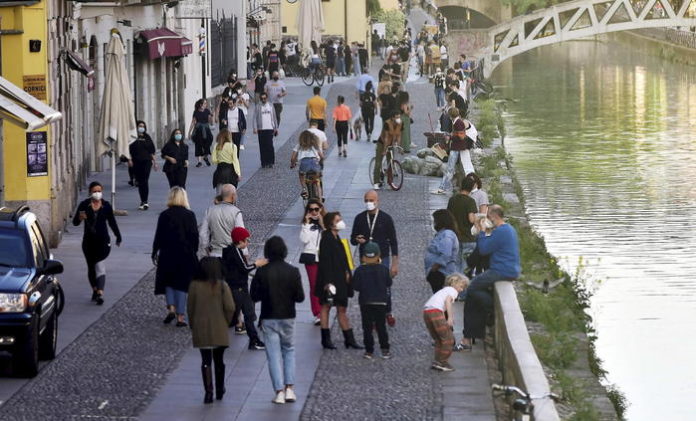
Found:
[129,134,155,162]
[352,263,392,306]
[316,231,352,301]
[72,199,122,245]
[152,206,199,294]
[161,140,189,173]
[222,245,255,289]
[350,210,398,258]
[250,260,304,320]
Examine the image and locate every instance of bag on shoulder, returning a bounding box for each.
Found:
[299,253,317,264]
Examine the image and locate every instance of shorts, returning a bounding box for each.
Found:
[299,157,321,174]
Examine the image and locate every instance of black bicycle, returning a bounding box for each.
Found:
[491,384,560,421]
[301,65,325,87]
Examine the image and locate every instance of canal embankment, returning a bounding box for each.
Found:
[623,28,696,65]
[468,96,624,420]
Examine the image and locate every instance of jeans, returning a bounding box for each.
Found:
[459,242,477,272]
[262,319,296,392]
[353,54,362,75]
[258,129,275,167]
[360,305,389,353]
[336,57,345,75]
[438,150,461,192]
[463,269,512,339]
[435,87,446,108]
[273,103,283,126]
[165,287,187,315]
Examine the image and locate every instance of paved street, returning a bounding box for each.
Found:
[0,11,496,420]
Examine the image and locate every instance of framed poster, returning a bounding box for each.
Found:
[26,131,48,177]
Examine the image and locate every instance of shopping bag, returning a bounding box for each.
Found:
[341,238,354,271]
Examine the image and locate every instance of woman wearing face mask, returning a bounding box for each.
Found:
[162,129,189,189]
[315,212,363,350]
[188,98,214,167]
[299,199,325,326]
[128,120,157,210]
[72,181,122,305]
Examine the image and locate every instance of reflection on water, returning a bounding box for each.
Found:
[495,36,696,420]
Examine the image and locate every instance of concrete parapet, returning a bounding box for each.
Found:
[494,281,561,421]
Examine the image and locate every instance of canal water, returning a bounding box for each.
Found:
[494,35,696,420]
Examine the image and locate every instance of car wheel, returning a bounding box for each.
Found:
[39,312,58,360]
[13,318,39,377]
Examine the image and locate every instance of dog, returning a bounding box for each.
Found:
[352,116,363,141]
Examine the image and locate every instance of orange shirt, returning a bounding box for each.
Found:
[332,104,352,122]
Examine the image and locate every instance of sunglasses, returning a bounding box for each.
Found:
[308,207,321,212]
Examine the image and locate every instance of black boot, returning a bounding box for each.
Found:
[214,362,226,400]
[343,329,364,349]
[321,328,337,350]
[201,365,213,404]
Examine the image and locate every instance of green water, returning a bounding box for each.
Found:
[495,35,696,420]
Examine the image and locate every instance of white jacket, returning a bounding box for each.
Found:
[299,223,322,258]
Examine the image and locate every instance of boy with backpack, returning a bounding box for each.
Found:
[352,242,393,360]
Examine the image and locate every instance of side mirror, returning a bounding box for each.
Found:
[41,259,64,276]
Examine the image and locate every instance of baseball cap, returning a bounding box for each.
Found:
[231,227,251,243]
[363,242,381,258]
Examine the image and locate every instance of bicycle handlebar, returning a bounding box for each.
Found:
[491,384,560,402]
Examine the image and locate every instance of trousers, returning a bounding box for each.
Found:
[360,304,389,353]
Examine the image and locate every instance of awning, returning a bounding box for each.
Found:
[0,76,62,131]
[138,28,193,60]
[64,50,94,77]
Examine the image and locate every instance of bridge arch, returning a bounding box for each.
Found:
[462,0,696,76]
[436,0,513,25]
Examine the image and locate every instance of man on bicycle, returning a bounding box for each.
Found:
[372,109,402,190]
[290,130,324,200]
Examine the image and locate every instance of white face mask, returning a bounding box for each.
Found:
[335,220,346,231]
[137,127,145,134]
[394,118,402,124]
[365,201,376,211]
[91,191,103,201]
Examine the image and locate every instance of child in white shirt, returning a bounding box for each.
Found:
[423,273,468,372]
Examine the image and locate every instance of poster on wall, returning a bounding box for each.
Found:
[26,131,48,177]
[175,0,212,19]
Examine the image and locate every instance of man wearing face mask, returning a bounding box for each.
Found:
[372,110,402,189]
[350,190,399,326]
[265,71,287,126]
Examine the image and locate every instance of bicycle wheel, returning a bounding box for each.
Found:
[315,68,325,87]
[368,157,376,186]
[387,159,404,191]
[301,68,314,86]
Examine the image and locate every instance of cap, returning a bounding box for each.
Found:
[231,227,251,243]
[363,242,381,258]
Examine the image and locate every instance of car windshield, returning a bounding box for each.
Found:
[0,230,29,268]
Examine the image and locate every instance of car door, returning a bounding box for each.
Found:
[28,223,52,332]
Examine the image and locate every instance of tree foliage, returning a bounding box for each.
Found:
[366,0,382,15]
[372,8,406,40]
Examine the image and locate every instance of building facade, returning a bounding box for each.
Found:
[0,0,246,245]
[280,0,368,46]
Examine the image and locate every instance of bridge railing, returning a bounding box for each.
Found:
[494,282,561,421]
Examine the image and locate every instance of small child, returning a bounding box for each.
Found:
[352,242,393,360]
[423,273,468,372]
[222,227,268,350]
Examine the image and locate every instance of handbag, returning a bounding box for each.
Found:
[299,253,316,264]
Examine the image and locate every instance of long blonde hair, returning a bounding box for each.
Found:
[298,130,318,150]
[377,80,392,96]
[167,186,190,209]
[215,130,231,151]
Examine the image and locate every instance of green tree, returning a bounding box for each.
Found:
[366,0,382,15]
[372,9,406,40]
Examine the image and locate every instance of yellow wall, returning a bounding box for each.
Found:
[0,1,51,202]
[281,0,368,45]
[379,0,401,10]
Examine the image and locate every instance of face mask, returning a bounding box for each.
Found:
[335,220,346,231]
[365,202,376,211]
[91,192,103,201]
[137,127,145,134]
[174,134,183,141]
[394,118,402,124]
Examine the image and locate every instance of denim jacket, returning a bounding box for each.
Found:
[424,229,459,276]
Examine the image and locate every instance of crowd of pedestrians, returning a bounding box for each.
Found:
[71,9,522,409]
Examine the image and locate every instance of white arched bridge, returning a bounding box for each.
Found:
[452,0,696,76]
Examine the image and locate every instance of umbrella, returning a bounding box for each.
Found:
[97,31,137,209]
[297,0,324,56]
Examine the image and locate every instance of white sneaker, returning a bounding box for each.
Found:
[240,145,245,150]
[431,189,446,195]
[272,390,285,404]
[373,183,381,190]
[313,317,321,326]
[284,388,297,402]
